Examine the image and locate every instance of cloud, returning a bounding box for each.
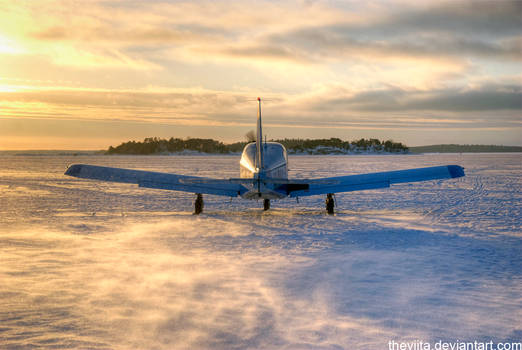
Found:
[0,88,259,127]
[385,1,522,37]
[4,0,520,84]
[32,25,227,45]
[246,1,522,64]
[145,0,518,68]
[217,45,315,64]
[1,82,520,146]
[5,0,522,71]
[1,82,520,121]
[270,30,522,63]
[310,84,522,112]
[0,0,520,147]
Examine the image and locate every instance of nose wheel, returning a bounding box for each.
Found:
[194,193,203,215]
[326,193,335,215]
[263,199,270,211]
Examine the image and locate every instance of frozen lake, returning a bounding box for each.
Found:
[0,153,521,349]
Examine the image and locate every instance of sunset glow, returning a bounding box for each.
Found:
[0,0,520,149]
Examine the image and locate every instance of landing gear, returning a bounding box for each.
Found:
[326,193,335,215]
[263,199,270,211]
[194,193,203,215]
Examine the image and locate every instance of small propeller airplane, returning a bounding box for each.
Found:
[65,97,465,214]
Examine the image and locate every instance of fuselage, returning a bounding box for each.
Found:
[239,142,288,199]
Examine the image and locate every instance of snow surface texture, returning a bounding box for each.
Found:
[0,153,520,349]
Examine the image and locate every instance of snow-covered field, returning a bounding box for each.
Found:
[0,153,520,349]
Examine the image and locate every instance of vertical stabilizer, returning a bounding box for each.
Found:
[256,97,263,170]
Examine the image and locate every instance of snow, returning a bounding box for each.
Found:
[0,153,520,349]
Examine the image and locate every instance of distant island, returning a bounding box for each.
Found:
[409,144,522,153]
[105,138,522,155]
[2,141,519,156]
[106,137,409,155]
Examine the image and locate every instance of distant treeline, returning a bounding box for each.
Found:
[106,137,409,155]
[410,144,522,153]
[276,138,408,153]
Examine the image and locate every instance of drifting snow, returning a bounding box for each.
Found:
[0,153,520,349]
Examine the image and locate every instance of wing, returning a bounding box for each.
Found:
[288,165,465,197]
[65,164,244,197]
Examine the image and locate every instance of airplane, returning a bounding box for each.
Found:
[65,97,465,214]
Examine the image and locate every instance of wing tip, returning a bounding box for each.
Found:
[447,165,465,178]
[65,164,83,177]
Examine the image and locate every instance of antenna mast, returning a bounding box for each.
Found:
[256,97,263,170]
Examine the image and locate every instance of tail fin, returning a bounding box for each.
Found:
[256,97,263,170]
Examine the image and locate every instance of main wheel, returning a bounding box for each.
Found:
[194,193,204,215]
[326,193,335,215]
[263,199,270,211]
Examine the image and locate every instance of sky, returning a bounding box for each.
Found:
[0,0,520,150]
